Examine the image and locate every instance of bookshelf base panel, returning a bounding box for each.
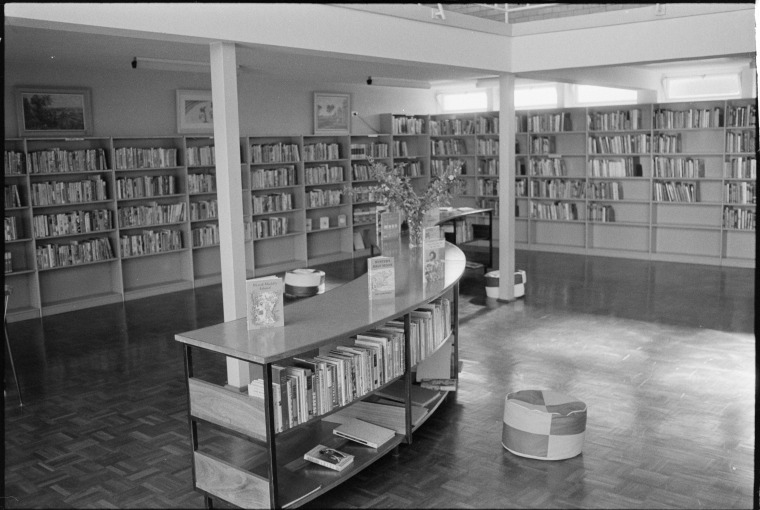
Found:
[41,291,124,317]
[194,451,271,509]
[123,280,194,301]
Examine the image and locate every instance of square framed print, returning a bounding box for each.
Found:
[16,87,93,137]
[313,92,350,135]
[176,89,214,134]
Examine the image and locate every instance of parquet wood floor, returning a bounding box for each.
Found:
[4,250,756,509]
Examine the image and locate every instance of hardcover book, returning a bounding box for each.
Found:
[376,206,400,251]
[423,226,445,284]
[303,444,354,471]
[332,417,395,448]
[367,256,395,300]
[246,276,284,330]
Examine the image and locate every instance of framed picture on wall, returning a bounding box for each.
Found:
[15,87,93,137]
[176,89,214,134]
[313,92,351,135]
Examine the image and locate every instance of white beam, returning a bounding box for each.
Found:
[209,41,250,389]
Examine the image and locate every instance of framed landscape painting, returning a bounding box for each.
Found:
[176,89,214,134]
[313,92,350,135]
[16,87,93,137]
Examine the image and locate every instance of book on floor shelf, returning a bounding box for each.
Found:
[332,417,396,448]
[303,444,354,471]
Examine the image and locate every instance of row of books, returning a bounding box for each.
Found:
[589,157,642,177]
[192,224,219,247]
[305,165,344,185]
[118,202,187,228]
[307,189,342,209]
[252,216,288,239]
[723,206,756,230]
[588,134,651,155]
[726,105,757,128]
[654,157,706,178]
[187,173,216,194]
[5,185,22,208]
[440,220,473,244]
[31,177,109,206]
[431,158,465,177]
[395,161,423,178]
[5,151,24,175]
[351,186,379,204]
[726,157,756,179]
[190,200,218,221]
[27,148,108,174]
[726,131,756,153]
[587,203,616,222]
[303,143,340,162]
[479,158,498,176]
[477,139,499,156]
[114,147,178,170]
[530,179,585,199]
[429,117,498,136]
[353,206,376,225]
[5,217,20,241]
[119,229,183,257]
[253,192,294,214]
[116,175,178,200]
[522,112,572,133]
[186,145,215,167]
[530,135,554,155]
[529,157,565,177]
[36,237,115,269]
[250,143,300,164]
[477,197,499,216]
[251,166,297,189]
[530,202,580,221]
[653,181,698,203]
[724,182,756,205]
[392,116,425,135]
[351,163,375,182]
[306,215,346,231]
[393,140,412,158]
[4,252,11,273]
[430,139,467,157]
[653,107,722,129]
[587,109,642,132]
[478,178,498,197]
[33,209,113,239]
[350,143,389,159]
[587,181,623,200]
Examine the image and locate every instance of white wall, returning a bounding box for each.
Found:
[4,62,438,138]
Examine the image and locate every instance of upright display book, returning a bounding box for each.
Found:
[332,417,396,448]
[246,276,284,330]
[423,226,445,283]
[376,206,401,251]
[303,444,354,471]
[367,256,395,300]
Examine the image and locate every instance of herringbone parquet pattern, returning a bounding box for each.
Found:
[4,250,756,509]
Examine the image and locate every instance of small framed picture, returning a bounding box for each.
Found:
[319,217,330,230]
[15,87,93,137]
[313,92,350,135]
[177,89,214,134]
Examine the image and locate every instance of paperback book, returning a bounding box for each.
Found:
[367,256,395,300]
[376,206,401,251]
[246,276,284,330]
[422,226,445,284]
[303,444,354,471]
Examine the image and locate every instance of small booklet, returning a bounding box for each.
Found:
[367,256,395,300]
[246,276,284,330]
[303,444,354,472]
[333,417,396,448]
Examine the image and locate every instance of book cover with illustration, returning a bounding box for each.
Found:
[303,444,354,471]
[376,206,400,251]
[246,276,284,330]
[422,226,445,283]
[367,256,395,300]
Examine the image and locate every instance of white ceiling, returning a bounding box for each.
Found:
[4,20,754,88]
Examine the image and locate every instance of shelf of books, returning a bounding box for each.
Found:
[186,137,222,287]
[349,135,392,256]
[175,242,465,508]
[513,100,755,267]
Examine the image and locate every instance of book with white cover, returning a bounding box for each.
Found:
[367,256,395,300]
[332,417,396,448]
[303,444,354,471]
[246,276,284,330]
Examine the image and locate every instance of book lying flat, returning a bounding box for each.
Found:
[303,444,354,471]
[322,400,429,435]
[332,417,396,449]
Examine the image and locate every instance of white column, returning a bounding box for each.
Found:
[209,41,251,388]
[498,73,516,301]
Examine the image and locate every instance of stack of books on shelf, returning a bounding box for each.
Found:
[303,143,340,161]
[588,203,615,222]
[32,177,108,205]
[723,207,756,230]
[36,237,115,268]
[654,107,722,129]
[119,229,183,256]
[253,192,293,214]
[186,145,215,166]
[189,199,218,221]
[250,142,300,163]
[305,165,344,184]
[118,202,186,227]
[392,116,424,134]
[192,224,219,247]
[116,175,177,199]
[352,206,375,226]
[5,184,22,207]
[33,209,113,238]
[252,217,288,239]
[251,166,297,188]
[726,157,756,179]
[307,189,342,208]
[4,151,25,175]
[4,251,12,273]
[187,173,216,193]
[27,148,108,173]
[653,181,698,203]
[114,147,177,169]
[724,182,756,204]
[4,217,19,241]
[588,109,641,131]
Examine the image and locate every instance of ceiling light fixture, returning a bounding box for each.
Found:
[366,76,431,89]
[132,56,210,73]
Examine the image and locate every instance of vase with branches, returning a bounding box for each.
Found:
[346,157,464,247]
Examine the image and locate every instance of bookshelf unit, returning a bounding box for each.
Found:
[186,137,221,287]
[513,99,755,268]
[175,242,466,509]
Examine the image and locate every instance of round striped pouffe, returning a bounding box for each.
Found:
[501,389,587,460]
[284,269,325,297]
